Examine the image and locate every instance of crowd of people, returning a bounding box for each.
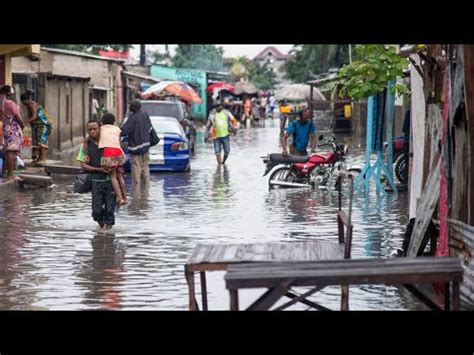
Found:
[0,85,53,181]
[2,83,317,234]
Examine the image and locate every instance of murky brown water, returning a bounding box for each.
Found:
[0,118,427,310]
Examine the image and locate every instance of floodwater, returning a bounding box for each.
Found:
[0,117,428,310]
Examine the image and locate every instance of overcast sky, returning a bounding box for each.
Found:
[130,45,294,59]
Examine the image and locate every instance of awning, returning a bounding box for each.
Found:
[90,85,111,91]
[0,45,41,57]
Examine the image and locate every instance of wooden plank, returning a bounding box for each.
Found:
[464,45,474,225]
[43,164,81,175]
[246,280,293,311]
[18,174,53,187]
[285,291,332,311]
[409,53,427,219]
[407,158,441,257]
[225,257,464,290]
[242,243,257,261]
[221,244,240,263]
[187,244,209,265]
[200,244,216,264]
[274,286,324,311]
[226,256,460,270]
[208,245,227,263]
[252,243,274,262]
[403,284,443,311]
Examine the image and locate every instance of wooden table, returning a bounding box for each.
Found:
[185,173,355,311]
[185,241,347,311]
[225,257,464,311]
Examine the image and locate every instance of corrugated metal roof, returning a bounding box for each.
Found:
[122,71,161,83]
[42,47,125,63]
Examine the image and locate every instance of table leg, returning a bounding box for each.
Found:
[185,268,199,311]
[230,290,239,311]
[452,282,460,310]
[341,285,349,311]
[444,282,450,311]
[200,271,208,311]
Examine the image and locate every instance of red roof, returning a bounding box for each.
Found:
[254,46,289,60]
[99,50,129,60]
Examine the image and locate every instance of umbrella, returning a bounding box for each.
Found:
[206,82,235,94]
[141,81,202,104]
[234,81,259,95]
[274,84,326,101]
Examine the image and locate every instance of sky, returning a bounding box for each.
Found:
[130,45,294,59]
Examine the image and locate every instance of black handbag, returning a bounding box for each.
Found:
[74,169,91,193]
[147,113,160,147]
[150,127,160,147]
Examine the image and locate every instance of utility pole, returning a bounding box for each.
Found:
[349,44,353,64]
[140,44,146,66]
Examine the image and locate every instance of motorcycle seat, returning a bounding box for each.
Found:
[269,153,309,164]
[313,151,334,162]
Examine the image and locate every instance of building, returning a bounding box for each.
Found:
[12,47,125,120]
[0,45,40,86]
[253,46,290,86]
[11,47,126,154]
[150,65,229,120]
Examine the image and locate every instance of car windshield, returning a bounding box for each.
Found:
[151,119,184,135]
[141,102,183,120]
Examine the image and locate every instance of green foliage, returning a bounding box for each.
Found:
[337,45,409,100]
[248,61,277,90]
[224,56,276,90]
[147,49,168,64]
[283,45,349,82]
[173,45,224,72]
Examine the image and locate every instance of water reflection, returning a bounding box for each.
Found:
[79,234,125,310]
[0,193,37,309]
[128,183,150,217]
[210,165,230,205]
[0,118,420,310]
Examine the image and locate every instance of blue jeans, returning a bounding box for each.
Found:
[213,136,230,156]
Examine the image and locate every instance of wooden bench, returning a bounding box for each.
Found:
[184,174,355,310]
[224,257,464,311]
[18,173,53,187]
[43,164,80,176]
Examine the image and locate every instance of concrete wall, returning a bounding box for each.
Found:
[39,74,90,154]
[12,50,122,118]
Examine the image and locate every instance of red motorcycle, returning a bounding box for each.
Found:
[262,135,351,189]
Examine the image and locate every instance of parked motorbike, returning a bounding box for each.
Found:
[262,135,350,189]
[384,135,408,185]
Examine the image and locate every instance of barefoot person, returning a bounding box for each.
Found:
[0,86,25,181]
[20,91,53,165]
[76,120,116,231]
[205,100,237,166]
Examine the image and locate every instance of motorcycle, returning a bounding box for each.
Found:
[384,135,408,185]
[262,134,350,189]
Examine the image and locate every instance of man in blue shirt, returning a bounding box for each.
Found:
[281,109,316,156]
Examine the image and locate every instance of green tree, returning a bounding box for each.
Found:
[283,45,350,82]
[147,49,168,64]
[337,45,409,100]
[224,56,253,81]
[248,61,277,90]
[173,45,224,72]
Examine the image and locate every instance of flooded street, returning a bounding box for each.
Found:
[0,118,425,310]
